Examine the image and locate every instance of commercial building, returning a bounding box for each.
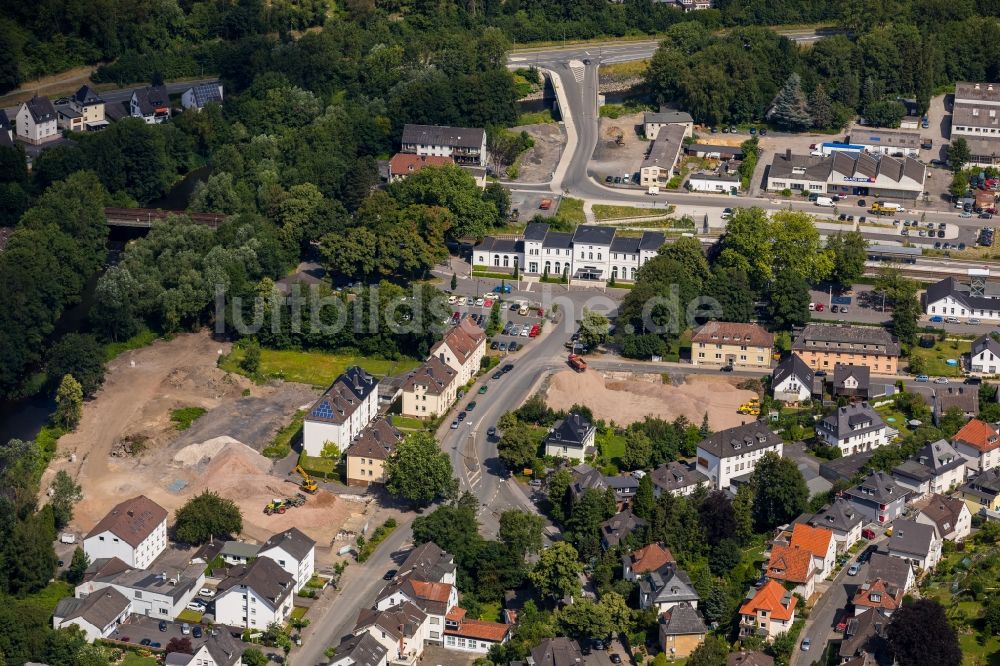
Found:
[690,321,774,369]
[766,150,925,200]
[791,324,900,374]
[846,126,922,157]
[640,124,687,188]
[951,82,1000,166]
[925,275,1000,323]
[302,367,379,457]
[400,124,486,166]
[695,423,783,492]
[84,495,168,570]
[642,109,693,140]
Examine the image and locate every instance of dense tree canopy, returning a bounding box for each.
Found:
[174,491,243,544]
[384,432,455,506]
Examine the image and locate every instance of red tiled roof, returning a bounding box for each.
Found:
[446,606,467,622]
[431,318,485,366]
[627,543,675,574]
[410,580,453,603]
[388,153,454,177]
[852,578,902,611]
[85,495,167,547]
[790,523,834,559]
[739,580,797,621]
[445,619,511,642]
[765,544,814,584]
[954,419,1000,453]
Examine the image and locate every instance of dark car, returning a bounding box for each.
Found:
[605,176,613,183]
[501,364,514,373]
[487,426,497,439]
[508,341,519,352]
[383,569,397,580]
[610,655,622,665]
[593,639,606,650]
[492,371,503,380]
[858,199,866,207]
[759,128,767,135]
[859,544,879,563]
[720,365,733,372]
[159,620,168,632]
[815,370,827,377]
[457,411,466,421]
[959,243,967,250]
[466,401,477,411]
[490,341,499,350]
[151,642,161,649]
[510,303,520,311]
[192,626,203,639]
[141,639,152,647]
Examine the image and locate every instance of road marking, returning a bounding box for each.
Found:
[567,60,585,83]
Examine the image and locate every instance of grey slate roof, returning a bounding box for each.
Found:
[546,414,594,447]
[769,152,831,181]
[972,334,1000,359]
[639,231,666,250]
[345,418,403,461]
[542,231,573,249]
[600,509,646,547]
[475,236,523,253]
[960,468,1000,502]
[132,85,169,116]
[887,519,936,557]
[697,422,781,460]
[658,601,706,636]
[792,324,900,356]
[354,602,427,640]
[401,124,485,150]
[934,386,979,417]
[807,497,863,534]
[332,632,388,666]
[892,440,964,484]
[818,403,885,441]
[306,366,378,425]
[203,631,243,666]
[531,637,584,666]
[217,557,295,608]
[867,552,911,592]
[844,472,908,506]
[570,463,607,499]
[644,109,693,125]
[72,85,102,106]
[650,461,708,494]
[261,527,316,561]
[640,563,699,605]
[641,123,685,171]
[524,222,549,241]
[833,364,871,392]
[925,276,1000,313]
[609,235,641,253]
[397,541,456,583]
[773,354,814,389]
[686,143,745,158]
[25,96,57,123]
[572,226,616,246]
[221,541,261,559]
[55,588,130,628]
[819,450,874,482]
[839,608,890,662]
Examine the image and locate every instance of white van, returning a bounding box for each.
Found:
[647,186,660,195]
[814,197,835,207]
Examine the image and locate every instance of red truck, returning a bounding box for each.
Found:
[568,354,587,372]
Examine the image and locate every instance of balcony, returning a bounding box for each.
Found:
[390,652,419,666]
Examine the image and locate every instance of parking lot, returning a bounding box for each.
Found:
[108,615,241,650]
[446,292,547,356]
[510,190,561,220]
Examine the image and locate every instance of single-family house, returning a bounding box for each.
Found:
[638,563,699,612]
[953,419,1000,475]
[804,498,864,552]
[852,578,904,616]
[544,413,596,461]
[606,475,639,503]
[53,588,131,642]
[568,463,607,501]
[843,473,909,524]
[130,85,170,123]
[838,609,891,664]
[258,527,316,592]
[396,542,457,586]
[74,557,204,621]
[330,633,389,666]
[738,580,797,641]
[302,366,379,457]
[84,495,168,570]
[443,607,512,653]
[787,523,837,580]
[214,557,296,629]
[429,317,486,386]
[376,576,458,641]
[969,334,1000,375]
[960,467,1000,514]
[650,461,708,497]
[529,638,584,666]
[916,494,972,542]
[690,321,774,369]
[16,95,59,144]
[622,543,675,582]
[868,551,916,594]
[658,602,707,658]
[345,419,404,487]
[832,364,871,400]
[221,541,260,566]
[181,82,224,111]
[816,403,893,457]
[764,542,817,599]
[355,602,429,664]
[771,354,815,403]
[166,632,243,666]
[695,423,783,492]
[69,85,108,130]
[401,357,457,418]
[387,154,454,182]
[886,519,942,571]
[891,439,966,497]
[599,509,645,550]
[932,386,979,425]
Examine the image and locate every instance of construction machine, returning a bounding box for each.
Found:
[294,465,319,494]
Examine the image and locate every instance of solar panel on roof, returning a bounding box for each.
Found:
[311,401,334,419]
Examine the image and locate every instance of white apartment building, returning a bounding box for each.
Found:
[695,423,783,492]
[214,557,295,629]
[302,366,379,457]
[258,528,316,592]
[816,403,893,457]
[75,560,204,621]
[84,495,168,570]
[400,124,486,166]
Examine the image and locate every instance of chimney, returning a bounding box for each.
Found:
[785,148,792,160]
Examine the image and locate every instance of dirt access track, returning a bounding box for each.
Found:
[44,332,367,548]
[545,369,758,430]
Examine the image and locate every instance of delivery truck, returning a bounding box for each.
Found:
[814,196,835,207]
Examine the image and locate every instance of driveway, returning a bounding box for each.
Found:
[783,441,831,496]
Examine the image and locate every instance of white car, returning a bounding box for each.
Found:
[447,295,457,304]
[199,588,216,598]
[808,302,816,311]
[475,298,485,307]
[186,601,205,612]
[520,327,529,337]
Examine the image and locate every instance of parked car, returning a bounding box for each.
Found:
[450,420,459,429]
[186,601,204,612]
[848,564,860,576]
[487,426,497,439]
[457,411,466,421]
[159,620,168,632]
[916,374,929,382]
[478,385,488,394]
[492,370,503,380]
[192,626,203,639]
[945,317,961,323]
[801,639,811,651]
[610,656,622,664]
[490,341,499,350]
[501,364,514,373]
[182,623,191,635]
[970,318,982,325]
[508,341,519,351]
[815,303,824,312]
[384,569,398,580]
[934,377,950,384]
[199,588,215,598]
[466,401,477,411]
[859,544,879,563]
[858,199,866,207]
[141,639,152,647]
[929,315,943,322]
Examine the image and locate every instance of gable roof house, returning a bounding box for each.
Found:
[738,580,797,641]
[167,632,244,666]
[74,557,204,621]
[924,276,1000,323]
[658,601,707,659]
[345,418,404,487]
[690,321,774,369]
[622,543,675,582]
[529,637,584,666]
[84,495,168,570]
[952,418,1000,475]
[330,632,389,666]
[258,527,316,592]
[429,317,486,385]
[771,354,816,403]
[960,467,1000,514]
[130,85,171,124]
[650,461,708,497]
[16,95,59,144]
[181,82,224,111]
[600,509,646,550]
[852,578,904,616]
[638,562,699,612]
[804,497,864,552]
[839,608,891,663]
[764,542,817,599]
[376,575,459,636]
[214,557,296,628]
[886,519,942,571]
[387,153,454,182]
[695,423,783,492]
[969,334,1000,374]
[932,385,979,425]
[400,124,486,166]
[867,551,916,594]
[396,541,457,585]
[53,588,131,642]
[832,364,871,400]
[544,414,596,462]
[221,541,261,566]
[844,473,909,524]
[891,439,966,498]
[302,366,379,456]
[916,494,972,542]
[401,357,458,419]
[816,402,894,457]
[354,601,430,663]
[67,85,107,130]
[443,607,512,654]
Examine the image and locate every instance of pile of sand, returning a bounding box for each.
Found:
[546,370,758,430]
[173,436,242,466]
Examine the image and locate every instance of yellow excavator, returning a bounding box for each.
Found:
[294,465,319,494]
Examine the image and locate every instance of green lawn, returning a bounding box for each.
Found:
[908,339,971,377]
[299,452,337,478]
[597,430,626,469]
[392,415,425,430]
[291,606,309,621]
[176,609,203,623]
[171,406,207,431]
[220,347,421,387]
[557,197,587,224]
[264,410,305,459]
[477,602,502,622]
[874,406,911,434]
[593,203,677,221]
[122,656,158,666]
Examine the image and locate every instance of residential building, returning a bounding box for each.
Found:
[400,357,457,418]
[56,102,84,132]
[969,334,1000,374]
[330,633,389,666]
[221,541,260,566]
[0,109,13,147]
[429,317,486,385]
[355,602,429,664]
[181,82,224,111]
[640,124,687,188]
[933,385,980,425]
[68,85,108,130]
[690,321,774,369]
[376,577,458,642]
[695,423,783,492]
[771,354,815,403]
[953,419,1000,474]
[302,366,379,456]
[600,509,646,549]
[214,557,296,629]
[925,275,1000,323]
[258,527,316,592]
[387,154,454,182]
[658,602,707,658]
[891,440,966,497]
[345,419,404,486]
[473,222,664,284]
[886,519,942,571]
[852,578,904,616]
[787,523,837,580]
[15,95,59,144]
[839,609,891,664]
[650,461,708,497]
[764,542,817,599]
[396,542,457,586]
[950,82,1000,167]
[638,563,699,612]
[843,473,909,524]
[53,588,131,642]
[544,413,596,461]
[643,109,693,140]
[766,149,925,200]
[443,607,512,653]
[738,580,797,641]
[819,450,876,483]
[130,85,170,124]
[868,551,916,593]
[847,126,922,157]
[804,498,864,552]
[84,495,168,569]
[74,558,203,620]
[817,403,893,457]
[605,475,639,502]
[166,632,243,666]
[727,653,773,666]
[568,463,607,500]
[832,364,871,400]
[622,543,675,582]
[686,173,740,193]
[959,468,1000,513]
[400,124,486,166]
[916,494,972,542]
[791,324,900,374]
[529,638,583,666]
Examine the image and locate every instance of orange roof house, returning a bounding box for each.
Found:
[852,578,904,614]
[387,153,454,181]
[790,523,834,559]
[953,419,1000,452]
[623,543,675,580]
[765,544,814,585]
[740,580,798,622]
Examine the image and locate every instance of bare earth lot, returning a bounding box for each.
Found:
[44,332,369,550]
[545,369,758,430]
[511,123,565,183]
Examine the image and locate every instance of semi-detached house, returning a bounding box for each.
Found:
[84,495,168,570]
[804,498,864,552]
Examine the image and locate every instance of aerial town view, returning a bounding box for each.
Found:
[4,2,1000,666]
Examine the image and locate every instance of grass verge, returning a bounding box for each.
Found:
[220,347,421,387]
[176,609,203,623]
[263,410,305,459]
[558,197,586,224]
[121,656,158,666]
[170,407,207,431]
[599,99,656,119]
[593,203,677,221]
[517,109,555,125]
[357,518,398,563]
[598,60,649,80]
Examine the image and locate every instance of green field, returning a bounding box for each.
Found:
[103,328,159,362]
[517,109,555,125]
[122,656,158,666]
[557,197,587,224]
[220,347,421,387]
[299,452,337,478]
[908,339,971,377]
[391,415,425,430]
[597,430,626,470]
[593,203,676,221]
